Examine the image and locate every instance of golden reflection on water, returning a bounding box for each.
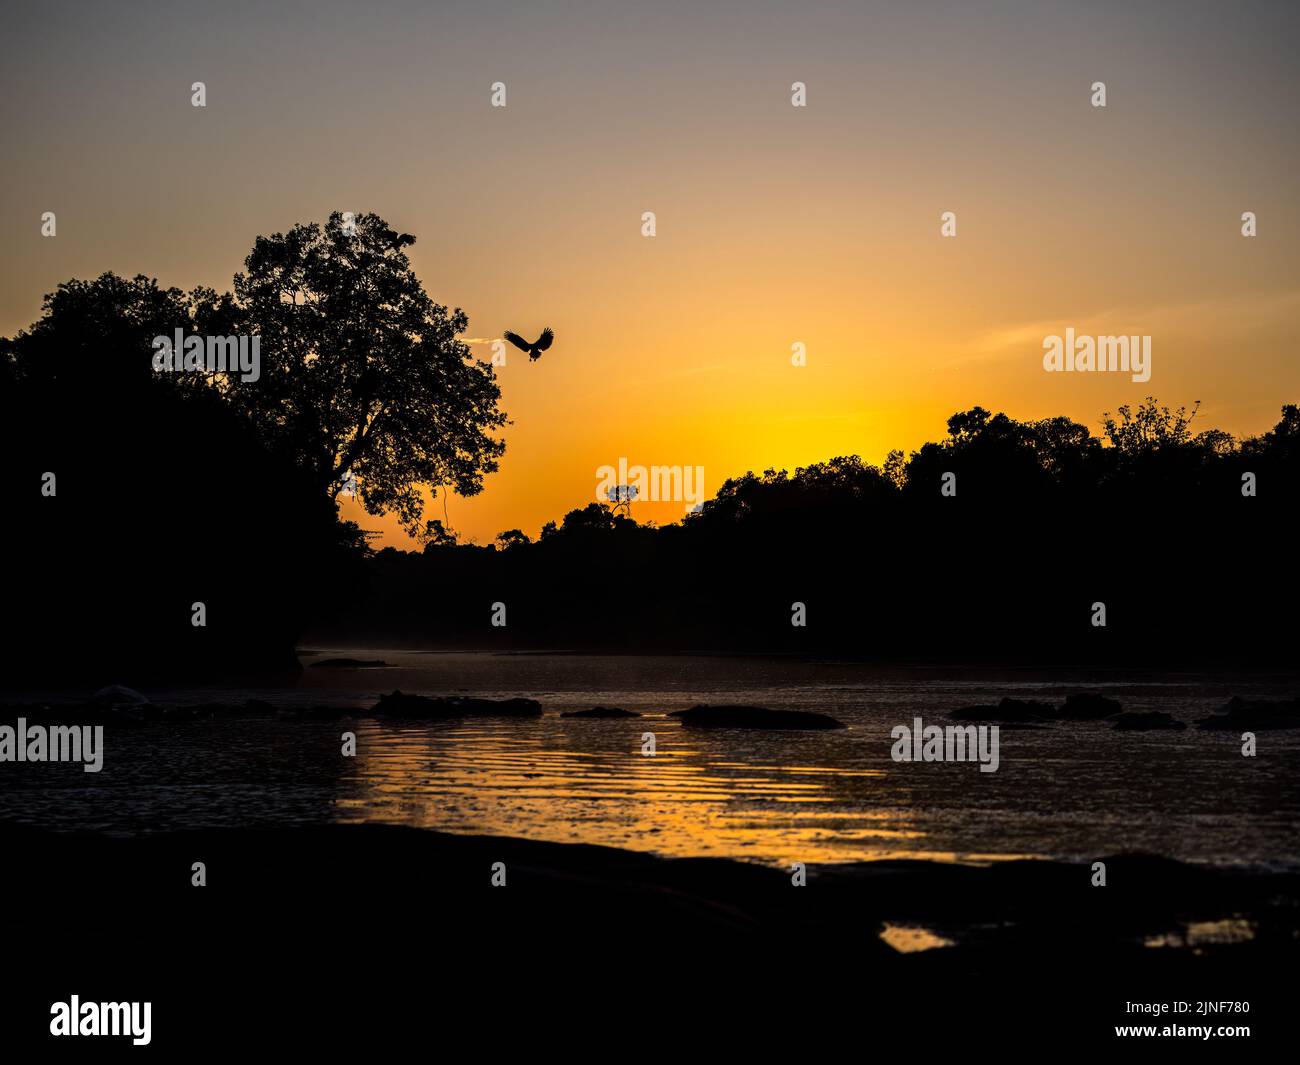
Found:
[880,924,957,953]
[1143,919,1256,949]
[332,718,1024,865]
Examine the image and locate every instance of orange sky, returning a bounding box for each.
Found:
[5,1,1298,547]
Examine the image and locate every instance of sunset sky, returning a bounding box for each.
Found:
[5,0,1299,546]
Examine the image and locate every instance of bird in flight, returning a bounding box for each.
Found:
[503,327,554,362]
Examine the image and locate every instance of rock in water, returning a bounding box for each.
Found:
[1113,711,1186,731]
[90,685,151,706]
[561,707,642,718]
[370,690,542,719]
[1059,693,1123,719]
[1197,695,1300,731]
[671,705,845,730]
[950,697,1055,723]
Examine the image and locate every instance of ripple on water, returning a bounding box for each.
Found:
[3,659,1298,867]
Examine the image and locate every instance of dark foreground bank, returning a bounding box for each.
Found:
[1,822,1293,1053]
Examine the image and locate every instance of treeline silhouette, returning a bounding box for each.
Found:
[313,400,1300,664]
[4,211,1297,676]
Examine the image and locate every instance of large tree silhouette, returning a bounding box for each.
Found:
[212,211,507,538]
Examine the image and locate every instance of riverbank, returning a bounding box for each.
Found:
[2,821,1292,1050]
[7,819,1295,947]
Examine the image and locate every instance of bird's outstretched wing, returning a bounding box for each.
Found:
[535,327,554,351]
[503,331,531,352]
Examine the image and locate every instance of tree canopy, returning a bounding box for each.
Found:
[212,211,507,538]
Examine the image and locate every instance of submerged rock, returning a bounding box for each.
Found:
[952,693,1124,723]
[277,704,362,720]
[1197,695,1300,731]
[90,685,151,706]
[1059,693,1123,719]
[75,686,161,726]
[1113,711,1186,731]
[950,697,1055,724]
[671,705,845,730]
[370,690,542,719]
[561,707,642,718]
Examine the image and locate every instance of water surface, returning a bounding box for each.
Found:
[3,652,1297,868]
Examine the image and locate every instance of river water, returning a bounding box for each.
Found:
[2,651,1297,868]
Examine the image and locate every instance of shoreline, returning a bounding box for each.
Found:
[6,819,1297,939]
[4,820,1296,1048]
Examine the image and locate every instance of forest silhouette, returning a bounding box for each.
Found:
[4,213,1298,679]
[339,398,1300,663]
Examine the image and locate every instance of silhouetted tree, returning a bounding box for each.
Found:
[421,519,459,549]
[2,273,194,392]
[1102,397,1201,453]
[219,211,507,538]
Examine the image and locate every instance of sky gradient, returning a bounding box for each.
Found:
[5,0,1299,545]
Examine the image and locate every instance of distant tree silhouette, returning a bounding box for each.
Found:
[1102,397,1201,453]
[421,519,459,549]
[1243,403,1300,463]
[307,402,1300,666]
[495,529,531,550]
